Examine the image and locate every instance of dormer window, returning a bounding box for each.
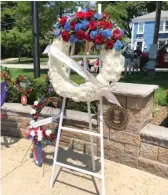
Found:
[137,22,144,34]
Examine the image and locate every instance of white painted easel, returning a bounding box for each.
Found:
[50,4,105,195]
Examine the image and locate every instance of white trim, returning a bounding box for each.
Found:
[159,20,168,33]
[131,22,134,46]
[137,22,145,34]
[132,17,168,23]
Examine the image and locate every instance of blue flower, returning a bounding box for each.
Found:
[69,35,77,43]
[90,30,99,39]
[53,22,59,28]
[82,8,89,13]
[64,22,70,30]
[75,23,82,31]
[54,29,60,37]
[120,30,125,36]
[81,20,89,29]
[94,13,102,20]
[102,29,112,39]
[114,40,123,51]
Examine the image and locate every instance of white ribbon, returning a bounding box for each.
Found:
[44,45,121,106]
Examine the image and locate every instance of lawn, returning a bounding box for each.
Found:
[6,68,168,106]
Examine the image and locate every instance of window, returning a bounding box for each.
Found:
[165,21,168,31]
[159,21,164,31]
[159,21,168,32]
[138,23,144,34]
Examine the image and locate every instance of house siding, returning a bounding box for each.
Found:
[143,21,155,50]
[132,20,168,51]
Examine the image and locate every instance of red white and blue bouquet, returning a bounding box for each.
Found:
[53,8,124,51]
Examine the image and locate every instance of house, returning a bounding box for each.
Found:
[131,10,168,51]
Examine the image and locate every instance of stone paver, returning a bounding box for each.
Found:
[1,136,168,195]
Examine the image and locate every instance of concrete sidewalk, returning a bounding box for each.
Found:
[1,136,168,195]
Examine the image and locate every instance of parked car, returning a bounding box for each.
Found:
[140,43,168,71]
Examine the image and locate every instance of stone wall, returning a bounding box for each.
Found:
[2,83,168,179]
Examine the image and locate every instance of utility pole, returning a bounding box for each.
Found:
[153,1,162,44]
[31,1,40,78]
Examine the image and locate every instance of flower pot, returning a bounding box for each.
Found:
[32,141,44,166]
[21,95,27,105]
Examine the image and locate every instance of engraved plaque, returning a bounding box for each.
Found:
[105,105,129,130]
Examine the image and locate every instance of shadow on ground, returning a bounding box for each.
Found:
[43,146,101,195]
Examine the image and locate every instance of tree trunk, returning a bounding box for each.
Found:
[153,1,162,44]
[18,48,21,62]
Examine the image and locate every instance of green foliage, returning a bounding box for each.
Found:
[99,1,168,38]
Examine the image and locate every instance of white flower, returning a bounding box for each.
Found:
[37,129,42,135]
[30,130,35,137]
[29,120,35,126]
[37,134,43,141]
[30,109,36,115]
[34,100,39,106]
[45,129,52,136]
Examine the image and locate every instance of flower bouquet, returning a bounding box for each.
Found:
[53,8,124,51]
[14,75,33,105]
[26,126,56,166]
[27,98,60,166]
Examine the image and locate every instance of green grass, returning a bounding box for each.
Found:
[120,72,168,106]
[7,68,168,106]
[3,57,48,64]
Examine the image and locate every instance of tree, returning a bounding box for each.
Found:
[1,1,86,58]
[98,1,168,38]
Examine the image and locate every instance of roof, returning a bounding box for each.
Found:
[132,10,168,22]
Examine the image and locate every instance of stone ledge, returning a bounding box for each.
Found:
[1,103,97,126]
[140,124,168,148]
[111,82,158,98]
[138,156,168,179]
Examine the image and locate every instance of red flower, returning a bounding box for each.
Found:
[24,92,28,96]
[104,21,112,29]
[95,34,104,44]
[19,88,23,92]
[85,33,92,42]
[113,29,122,40]
[98,20,106,28]
[85,9,94,19]
[88,21,97,30]
[50,133,56,141]
[59,16,68,26]
[76,11,85,19]
[2,72,7,77]
[42,131,48,139]
[106,40,115,49]
[102,12,110,20]
[28,88,32,93]
[33,114,39,120]
[45,75,49,79]
[166,89,168,95]
[70,21,76,30]
[19,75,24,80]
[76,30,85,40]
[61,30,70,42]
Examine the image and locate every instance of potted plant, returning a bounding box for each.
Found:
[14,75,33,105]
